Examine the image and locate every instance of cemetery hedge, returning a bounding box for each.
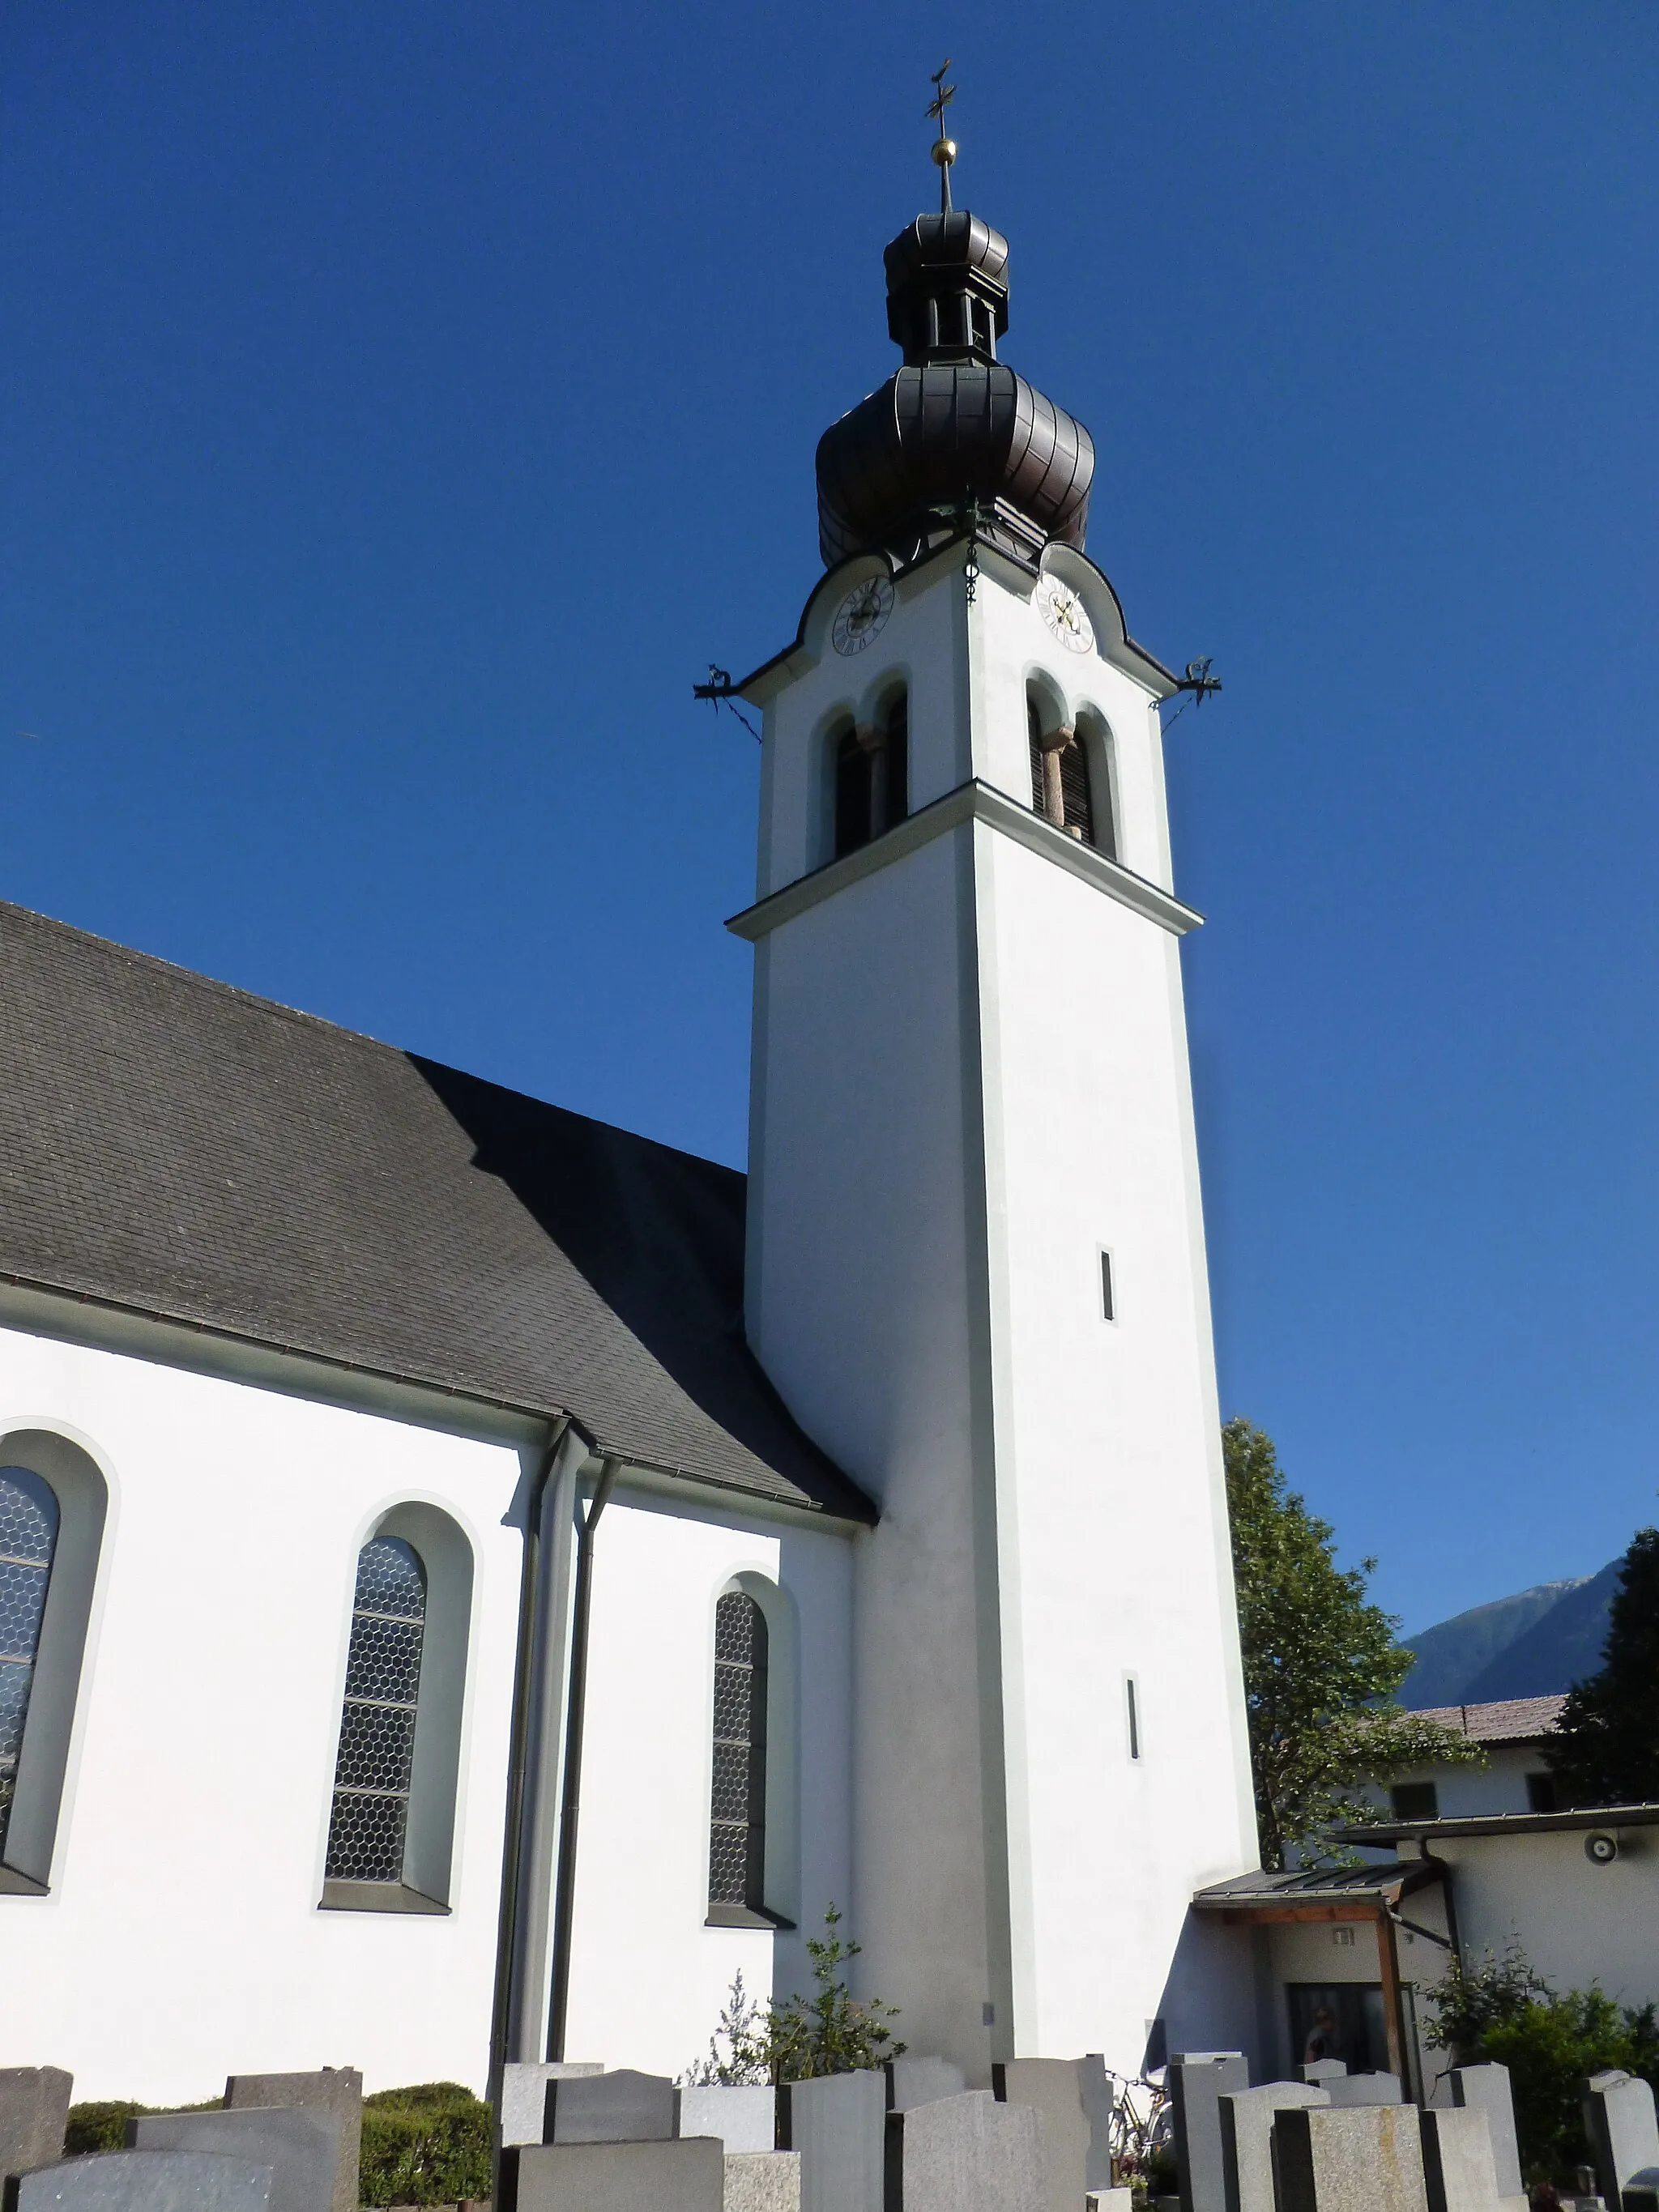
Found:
[359,2083,493,2206]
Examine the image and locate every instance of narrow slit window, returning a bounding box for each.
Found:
[326,1535,427,1886]
[708,1589,769,1912]
[1125,1674,1142,1762]
[1099,1250,1115,1323]
[0,1468,60,1855]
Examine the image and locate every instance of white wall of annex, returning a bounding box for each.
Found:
[0,1323,524,2103]
[1438,1832,1659,2011]
[980,826,1256,2070]
[558,1496,854,2077]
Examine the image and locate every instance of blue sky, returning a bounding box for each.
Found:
[3,2,1657,1634]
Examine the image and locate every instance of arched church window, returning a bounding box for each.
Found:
[832,693,909,859]
[0,1468,60,1857]
[326,1534,428,1888]
[1027,690,1094,846]
[708,1588,769,1915]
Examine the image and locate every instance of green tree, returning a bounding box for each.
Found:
[1547,1523,1659,1808]
[1223,1418,1478,1867]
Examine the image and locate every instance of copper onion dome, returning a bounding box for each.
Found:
[815,209,1096,571]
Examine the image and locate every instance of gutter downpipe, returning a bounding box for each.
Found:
[488,1413,574,2113]
[547,1455,621,2060]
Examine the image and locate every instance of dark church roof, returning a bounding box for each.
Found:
[0,901,872,1522]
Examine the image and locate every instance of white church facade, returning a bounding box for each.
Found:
[0,191,1259,2103]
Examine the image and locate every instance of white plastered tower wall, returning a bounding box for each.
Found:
[738,535,1259,2080]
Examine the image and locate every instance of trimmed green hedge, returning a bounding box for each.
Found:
[360,2084,492,2208]
[66,2086,493,2207]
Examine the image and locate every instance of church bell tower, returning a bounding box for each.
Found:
[727,126,1258,2081]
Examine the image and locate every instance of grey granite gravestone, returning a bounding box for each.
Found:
[1419,2107,1503,2212]
[885,2090,1043,2212]
[1449,2065,1525,2204]
[498,2137,723,2212]
[884,2061,966,2114]
[1085,2193,1135,2211]
[1218,2081,1328,2212]
[777,2070,885,2212]
[223,2071,360,2212]
[1170,2052,1249,2212]
[678,2086,775,2152]
[1273,2105,1430,2212]
[15,2150,273,2212]
[0,2069,73,2184]
[1325,2073,1403,2108]
[723,2151,801,2212]
[1584,2072,1659,2212]
[133,2107,338,2212]
[994,2061,1089,2212]
[1303,2063,1348,2086]
[498,2063,603,2150]
[1079,2056,1115,2193]
[543,2069,677,2145]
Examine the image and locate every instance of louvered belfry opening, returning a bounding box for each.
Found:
[708,1588,769,1912]
[326,1534,428,1885]
[0,1466,59,1853]
[1027,696,1094,846]
[833,694,910,860]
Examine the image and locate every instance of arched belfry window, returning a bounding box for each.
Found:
[326,1536,426,1887]
[833,692,909,859]
[321,1502,471,1915]
[0,1469,60,1857]
[1028,689,1095,846]
[708,1588,769,1918]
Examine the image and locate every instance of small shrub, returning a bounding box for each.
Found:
[360,2083,492,2207]
[687,1905,904,2087]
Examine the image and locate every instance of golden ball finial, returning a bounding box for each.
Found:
[931,136,957,168]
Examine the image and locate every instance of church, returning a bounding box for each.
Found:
[0,155,1260,2103]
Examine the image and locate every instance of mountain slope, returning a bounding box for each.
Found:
[1399,1569,1615,1707]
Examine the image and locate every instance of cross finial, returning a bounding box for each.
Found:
[926,59,957,213]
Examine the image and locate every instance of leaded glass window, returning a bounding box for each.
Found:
[325,1535,427,1885]
[0,1467,59,1855]
[708,1590,768,1911]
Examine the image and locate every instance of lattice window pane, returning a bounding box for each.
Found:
[0,1468,59,1853]
[326,1534,426,1885]
[707,1591,769,1912]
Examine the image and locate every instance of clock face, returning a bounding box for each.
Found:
[831,576,895,656]
[1034,573,1094,655]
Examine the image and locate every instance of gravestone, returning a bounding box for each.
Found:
[1325,2073,1403,2108]
[1078,2056,1115,2193]
[1218,2081,1328,2212]
[1303,2063,1348,2086]
[1273,2105,1430,2212]
[1419,2107,1503,2212]
[14,2150,274,2212]
[1170,2052,1249,2212]
[885,2090,1043,2212]
[1085,2194,1135,2211]
[993,2061,1089,2212]
[223,2070,361,2212]
[1583,2072,1659,2212]
[777,2072,885,2212]
[497,2137,723,2212]
[498,2064,604,2150]
[723,2150,801,2212]
[0,2069,74,2184]
[678,2086,775,2153]
[884,2061,966,2113]
[543,2069,677,2145]
[133,2106,339,2212]
[1449,2065,1525,2204]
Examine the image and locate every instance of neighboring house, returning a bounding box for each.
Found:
[0,178,1261,2101]
[1192,1696,1659,2099]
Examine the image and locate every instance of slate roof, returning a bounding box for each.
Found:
[1192,1860,1443,1912]
[0,900,872,1521]
[1411,1694,1566,1745]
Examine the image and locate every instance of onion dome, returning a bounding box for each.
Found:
[816,211,1095,571]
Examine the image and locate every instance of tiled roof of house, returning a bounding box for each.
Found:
[1412,1694,1567,1745]
[0,900,873,1522]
